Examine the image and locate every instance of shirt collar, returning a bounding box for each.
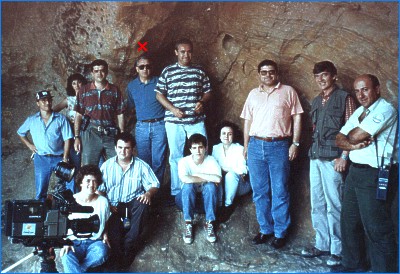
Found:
[138,76,157,85]
[35,111,59,119]
[319,85,338,99]
[259,82,281,93]
[365,97,382,113]
[89,81,110,91]
[114,155,136,167]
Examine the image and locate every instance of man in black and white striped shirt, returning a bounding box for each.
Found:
[156,38,212,198]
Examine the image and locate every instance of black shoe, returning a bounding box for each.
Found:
[330,264,367,273]
[252,232,273,245]
[271,237,286,249]
[218,205,234,223]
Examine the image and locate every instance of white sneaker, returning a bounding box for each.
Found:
[205,221,216,243]
[183,221,193,244]
[327,255,342,266]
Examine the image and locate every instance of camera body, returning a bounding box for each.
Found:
[5,186,100,247]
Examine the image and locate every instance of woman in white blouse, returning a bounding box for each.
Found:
[212,121,252,219]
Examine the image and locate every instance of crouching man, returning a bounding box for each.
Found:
[60,165,110,273]
[175,134,222,244]
[98,132,159,269]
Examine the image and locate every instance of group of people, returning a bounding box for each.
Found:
[17,37,398,273]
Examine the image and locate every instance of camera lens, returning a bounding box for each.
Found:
[54,162,75,182]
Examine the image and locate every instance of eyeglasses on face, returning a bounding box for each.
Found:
[138,65,152,70]
[259,70,276,76]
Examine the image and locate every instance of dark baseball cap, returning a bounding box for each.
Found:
[36,90,53,100]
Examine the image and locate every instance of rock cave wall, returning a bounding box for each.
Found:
[1,1,398,239]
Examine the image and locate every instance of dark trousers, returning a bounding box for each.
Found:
[341,164,398,272]
[108,199,149,263]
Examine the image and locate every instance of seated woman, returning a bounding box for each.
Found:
[212,121,252,221]
[60,165,110,273]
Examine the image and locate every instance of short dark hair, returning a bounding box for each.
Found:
[135,53,152,67]
[66,73,87,96]
[90,59,108,73]
[216,120,241,144]
[75,164,103,191]
[258,59,278,73]
[175,38,193,51]
[313,61,337,76]
[365,74,380,88]
[188,133,207,148]
[114,132,136,147]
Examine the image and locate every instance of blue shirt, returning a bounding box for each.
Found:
[126,76,164,121]
[98,156,160,206]
[17,112,73,155]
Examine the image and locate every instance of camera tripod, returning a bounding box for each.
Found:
[35,245,58,273]
[1,245,58,273]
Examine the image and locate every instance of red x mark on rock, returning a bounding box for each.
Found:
[138,41,148,52]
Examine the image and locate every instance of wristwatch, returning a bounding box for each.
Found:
[292,141,300,147]
[341,154,349,160]
[74,135,80,140]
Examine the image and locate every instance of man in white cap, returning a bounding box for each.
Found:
[18,90,73,200]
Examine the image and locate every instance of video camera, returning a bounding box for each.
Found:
[4,162,100,248]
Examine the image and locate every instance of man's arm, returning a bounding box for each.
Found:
[63,139,71,162]
[52,98,68,112]
[19,135,37,153]
[117,113,124,132]
[194,92,212,114]
[181,173,221,184]
[137,187,158,205]
[334,96,357,172]
[194,172,221,183]
[336,131,371,151]
[289,113,301,161]
[243,119,252,159]
[73,113,82,152]
[156,92,186,118]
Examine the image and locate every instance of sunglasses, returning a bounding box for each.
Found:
[138,65,152,70]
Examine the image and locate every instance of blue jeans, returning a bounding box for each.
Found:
[165,121,207,196]
[61,239,109,273]
[134,120,167,184]
[247,137,290,238]
[178,183,217,222]
[34,154,62,200]
[224,171,252,206]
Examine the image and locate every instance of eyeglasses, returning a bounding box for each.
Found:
[138,65,152,70]
[259,70,276,76]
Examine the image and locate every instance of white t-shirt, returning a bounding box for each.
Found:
[178,155,221,191]
[212,143,248,175]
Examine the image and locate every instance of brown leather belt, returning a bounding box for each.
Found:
[254,136,289,142]
[140,117,163,123]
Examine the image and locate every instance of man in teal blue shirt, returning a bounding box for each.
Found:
[18,90,73,200]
